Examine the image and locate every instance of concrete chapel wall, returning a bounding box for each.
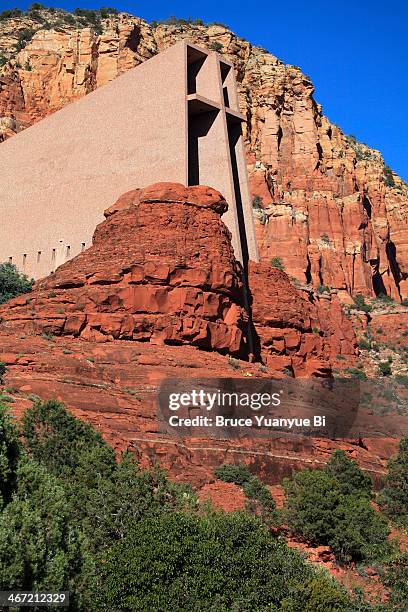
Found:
[0,41,258,279]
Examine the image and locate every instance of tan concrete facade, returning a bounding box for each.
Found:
[0,41,258,279]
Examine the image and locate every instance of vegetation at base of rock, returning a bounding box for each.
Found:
[97,511,356,611]
[0,404,20,508]
[352,294,372,313]
[383,553,408,611]
[0,401,374,610]
[15,28,36,52]
[282,451,390,564]
[157,16,205,26]
[214,462,253,485]
[253,196,268,224]
[379,361,392,376]
[373,293,395,307]
[379,437,408,527]
[317,284,330,294]
[0,262,33,305]
[344,366,367,380]
[214,463,279,525]
[271,256,285,271]
[252,195,264,208]
[325,450,373,498]
[0,9,23,21]
[0,6,120,37]
[358,336,372,350]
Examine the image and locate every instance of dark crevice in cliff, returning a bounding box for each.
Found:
[125,26,141,52]
[386,240,401,298]
[362,195,372,218]
[277,125,283,151]
[316,141,323,161]
[305,255,312,284]
[372,269,387,296]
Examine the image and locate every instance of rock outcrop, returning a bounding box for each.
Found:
[0,183,356,371]
[0,183,247,356]
[249,263,356,376]
[0,182,399,489]
[1,8,407,301]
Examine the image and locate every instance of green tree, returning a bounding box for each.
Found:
[82,454,196,552]
[379,437,408,527]
[0,262,33,304]
[209,41,223,52]
[21,399,115,481]
[282,467,390,563]
[0,401,374,610]
[252,195,264,209]
[214,462,253,485]
[325,450,373,498]
[383,553,408,612]
[379,361,392,376]
[243,477,278,524]
[0,362,6,384]
[352,294,372,313]
[271,256,285,271]
[22,400,196,551]
[281,574,352,612]
[0,460,95,606]
[283,469,341,544]
[97,511,358,611]
[0,404,21,507]
[331,495,390,563]
[215,463,278,525]
[383,165,396,188]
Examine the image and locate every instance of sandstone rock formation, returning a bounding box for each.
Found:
[0,182,356,372]
[0,183,247,356]
[1,8,407,301]
[249,263,356,376]
[0,182,400,490]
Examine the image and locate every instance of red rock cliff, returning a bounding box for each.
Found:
[1,8,407,301]
[0,183,392,488]
[0,183,356,373]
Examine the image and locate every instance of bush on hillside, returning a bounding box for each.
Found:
[271,256,285,271]
[0,9,23,21]
[383,553,408,612]
[214,462,253,485]
[325,450,373,498]
[97,511,359,611]
[352,294,372,313]
[215,463,278,525]
[379,437,408,527]
[283,460,390,563]
[0,262,33,304]
[0,405,21,507]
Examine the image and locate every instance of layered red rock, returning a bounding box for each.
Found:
[249,263,357,376]
[0,181,395,493]
[0,183,246,356]
[0,183,357,372]
[1,332,397,489]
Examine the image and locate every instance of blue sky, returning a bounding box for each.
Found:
[6,1,408,180]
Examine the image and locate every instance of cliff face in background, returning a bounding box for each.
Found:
[0,8,408,301]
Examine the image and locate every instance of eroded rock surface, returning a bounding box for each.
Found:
[0,183,246,356]
[1,9,407,300]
